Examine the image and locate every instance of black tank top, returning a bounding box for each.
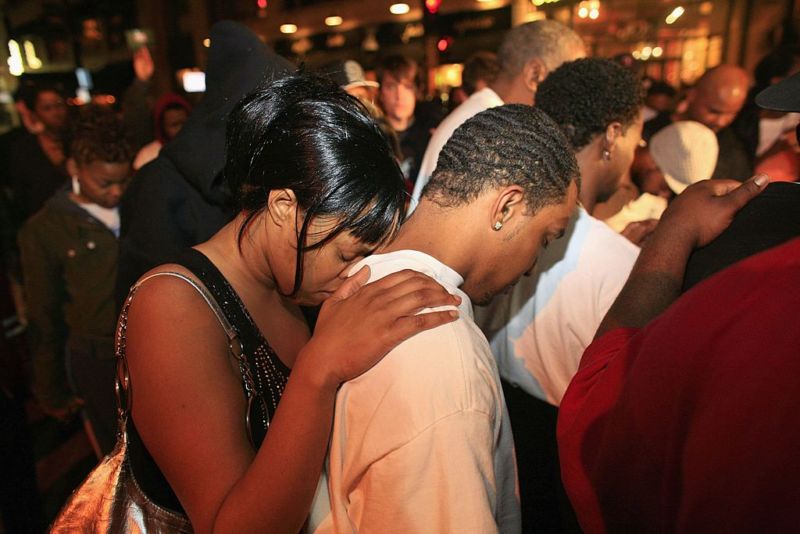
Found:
[127,248,291,514]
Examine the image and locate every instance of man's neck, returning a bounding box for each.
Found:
[489,75,530,106]
[387,114,413,133]
[382,200,475,280]
[574,148,602,215]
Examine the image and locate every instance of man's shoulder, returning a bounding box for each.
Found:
[581,212,640,261]
[537,209,638,279]
[439,92,497,132]
[341,315,499,419]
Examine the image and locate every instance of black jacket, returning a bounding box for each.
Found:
[116,21,292,305]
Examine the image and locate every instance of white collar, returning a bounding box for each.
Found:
[354,250,471,317]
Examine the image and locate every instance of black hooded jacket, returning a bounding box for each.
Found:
[116,21,291,305]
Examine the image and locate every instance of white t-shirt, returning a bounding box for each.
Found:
[409,88,504,214]
[315,250,521,534]
[475,207,639,405]
[78,203,121,237]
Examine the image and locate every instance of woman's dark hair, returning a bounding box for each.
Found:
[536,57,644,151]
[224,73,406,295]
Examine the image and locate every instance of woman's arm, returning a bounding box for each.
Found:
[125,267,459,534]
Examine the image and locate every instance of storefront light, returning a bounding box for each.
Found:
[666,6,685,24]
[325,16,343,27]
[280,24,298,34]
[577,1,599,19]
[390,3,411,15]
[7,40,23,76]
[652,46,663,58]
[23,41,42,69]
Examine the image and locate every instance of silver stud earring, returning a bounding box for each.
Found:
[71,175,81,195]
[602,149,611,161]
[493,221,503,231]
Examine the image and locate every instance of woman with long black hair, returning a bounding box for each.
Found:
[121,74,459,533]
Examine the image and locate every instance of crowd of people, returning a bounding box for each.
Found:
[1,16,799,534]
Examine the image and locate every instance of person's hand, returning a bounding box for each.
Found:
[621,219,659,246]
[298,266,461,388]
[133,46,154,82]
[657,174,769,249]
[42,396,84,422]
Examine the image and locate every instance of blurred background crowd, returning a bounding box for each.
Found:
[1,0,799,532]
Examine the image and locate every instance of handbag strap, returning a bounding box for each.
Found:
[115,271,260,440]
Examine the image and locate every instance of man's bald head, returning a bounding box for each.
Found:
[685,65,750,132]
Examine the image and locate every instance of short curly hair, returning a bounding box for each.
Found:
[536,58,644,151]
[423,104,579,215]
[70,105,133,166]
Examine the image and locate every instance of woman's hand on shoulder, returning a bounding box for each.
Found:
[298,266,460,388]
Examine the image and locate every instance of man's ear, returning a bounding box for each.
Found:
[266,188,299,228]
[523,58,547,93]
[66,158,78,178]
[489,185,526,231]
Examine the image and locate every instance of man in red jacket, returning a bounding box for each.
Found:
[558,71,800,534]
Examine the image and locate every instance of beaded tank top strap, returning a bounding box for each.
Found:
[172,248,263,352]
[171,248,290,447]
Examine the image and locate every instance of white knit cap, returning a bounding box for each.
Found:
[649,120,719,194]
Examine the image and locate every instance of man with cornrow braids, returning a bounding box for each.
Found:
[316,105,579,534]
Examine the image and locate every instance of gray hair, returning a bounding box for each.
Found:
[498,20,584,76]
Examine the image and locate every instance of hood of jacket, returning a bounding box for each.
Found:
[159,20,292,206]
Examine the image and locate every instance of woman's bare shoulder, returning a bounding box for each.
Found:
[123,263,229,359]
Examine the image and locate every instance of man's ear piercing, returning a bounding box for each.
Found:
[494,221,503,231]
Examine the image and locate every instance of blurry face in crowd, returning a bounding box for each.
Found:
[380,71,417,125]
[631,146,671,198]
[686,84,746,132]
[162,108,188,141]
[465,180,578,306]
[34,91,68,134]
[71,160,132,209]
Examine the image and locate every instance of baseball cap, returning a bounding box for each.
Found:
[755,71,800,112]
[649,120,719,194]
[319,60,379,90]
